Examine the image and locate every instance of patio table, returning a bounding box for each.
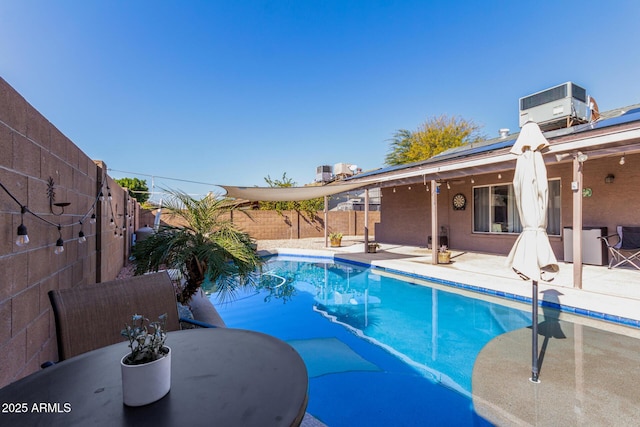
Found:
[0,328,308,426]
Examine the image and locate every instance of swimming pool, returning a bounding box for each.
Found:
[210,255,534,426]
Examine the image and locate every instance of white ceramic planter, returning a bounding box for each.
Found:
[121,346,171,406]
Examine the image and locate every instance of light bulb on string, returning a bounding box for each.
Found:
[54,226,64,255]
[78,221,86,244]
[16,206,29,246]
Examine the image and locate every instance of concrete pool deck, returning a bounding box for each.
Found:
[257,236,640,426]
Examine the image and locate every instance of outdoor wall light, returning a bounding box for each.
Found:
[605,174,615,184]
[576,152,588,163]
[620,154,626,165]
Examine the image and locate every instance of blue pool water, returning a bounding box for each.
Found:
[210,255,532,426]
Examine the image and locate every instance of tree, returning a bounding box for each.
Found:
[258,173,324,218]
[115,177,150,204]
[384,129,415,166]
[385,115,485,166]
[131,189,262,303]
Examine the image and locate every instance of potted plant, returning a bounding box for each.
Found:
[367,242,380,253]
[120,314,171,406]
[438,245,451,264]
[329,232,343,247]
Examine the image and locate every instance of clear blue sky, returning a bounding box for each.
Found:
[2,1,639,200]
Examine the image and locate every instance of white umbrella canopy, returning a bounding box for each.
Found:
[506,121,559,282]
[505,121,559,383]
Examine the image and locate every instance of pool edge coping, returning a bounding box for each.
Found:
[265,250,640,330]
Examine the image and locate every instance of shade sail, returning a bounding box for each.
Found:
[220,182,369,202]
[506,122,559,282]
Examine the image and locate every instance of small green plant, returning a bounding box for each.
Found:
[329,232,343,240]
[439,245,449,253]
[121,314,169,365]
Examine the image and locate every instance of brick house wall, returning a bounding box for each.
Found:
[374,156,640,259]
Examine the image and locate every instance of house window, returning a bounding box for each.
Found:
[473,180,560,236]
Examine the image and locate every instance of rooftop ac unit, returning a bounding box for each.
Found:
[333,163,354,177]
[519,82,590,130]
[316,165,332,183]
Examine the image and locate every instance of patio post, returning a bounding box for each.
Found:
[364,188,369,253]
[431,180,438,265]
[572,156,584,289]
[324,195,328,247]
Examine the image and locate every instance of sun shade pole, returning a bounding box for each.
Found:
[324,196,328,247]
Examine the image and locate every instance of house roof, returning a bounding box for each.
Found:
[220,103,640,202]
[344,103,640,189]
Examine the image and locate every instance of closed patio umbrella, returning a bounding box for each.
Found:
[506,121,559,383]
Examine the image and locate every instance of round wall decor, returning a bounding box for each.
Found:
[453,193,466,210]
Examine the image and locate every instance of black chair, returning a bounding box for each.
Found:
[598,226,640,270]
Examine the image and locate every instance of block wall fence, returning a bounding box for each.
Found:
[1,77,380,387]
[0,78,143,387]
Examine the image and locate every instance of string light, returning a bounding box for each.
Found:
[1,175,109,250]
[16,206,29,246]
[620,154,626,165]
[54,226,64,255]
[78,221,86,244]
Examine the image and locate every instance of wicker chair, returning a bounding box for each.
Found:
[48,271,221,362]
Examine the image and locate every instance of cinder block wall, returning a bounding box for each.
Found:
[165,209,380,240]
[154,206,380,240]
[0,78,139,387]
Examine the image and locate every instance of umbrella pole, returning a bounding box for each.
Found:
[531,280,540,383]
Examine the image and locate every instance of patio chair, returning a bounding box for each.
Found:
[48,271,221,362]
[598,226,640,270]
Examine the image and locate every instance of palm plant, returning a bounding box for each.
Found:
[132,190,262,303]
